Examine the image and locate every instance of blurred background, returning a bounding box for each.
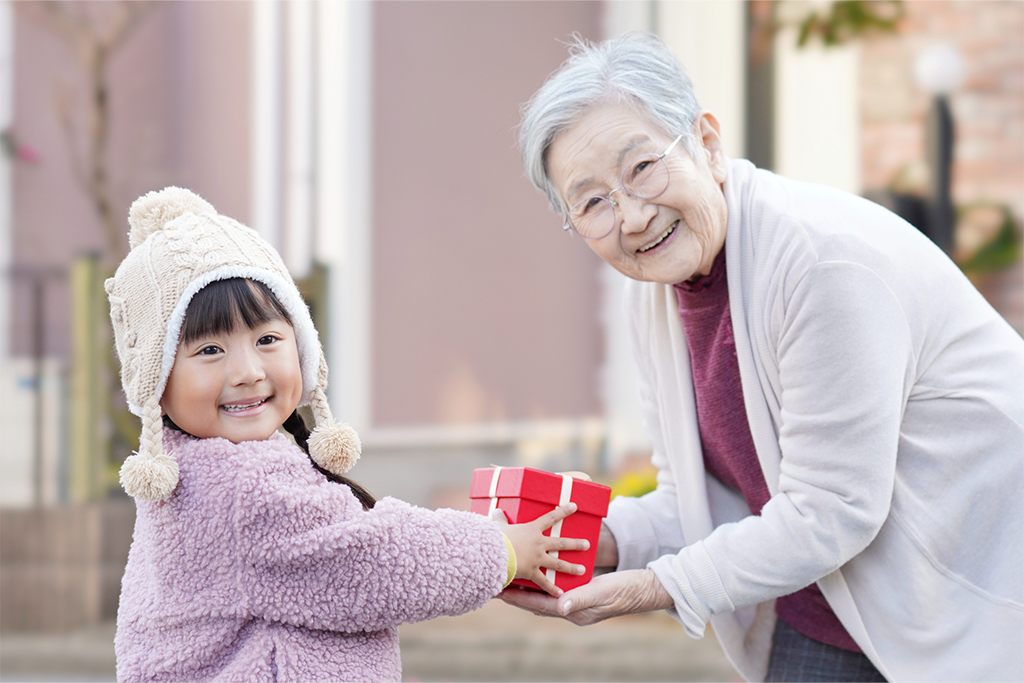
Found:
[0,1,1020,681]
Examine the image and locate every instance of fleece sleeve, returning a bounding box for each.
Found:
[648,261,915,637]
[234,464,508,633]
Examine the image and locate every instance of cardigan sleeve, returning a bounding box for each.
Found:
[234,450,508,633]
[649,260,915,637]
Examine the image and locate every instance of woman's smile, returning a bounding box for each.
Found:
[637,220,679,253]
[546,103,728,285]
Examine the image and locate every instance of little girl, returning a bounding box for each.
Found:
[107,187,588,682]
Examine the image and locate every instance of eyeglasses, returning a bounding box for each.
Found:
[562,134,683,240]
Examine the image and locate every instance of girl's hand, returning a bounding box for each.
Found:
[493,503,591,597]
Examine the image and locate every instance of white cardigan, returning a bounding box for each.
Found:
[604,159,1024,682]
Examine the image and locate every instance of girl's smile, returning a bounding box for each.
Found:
[220,396,271,415]
[161,320,303,444]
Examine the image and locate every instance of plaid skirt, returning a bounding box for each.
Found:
[766,620,887,682]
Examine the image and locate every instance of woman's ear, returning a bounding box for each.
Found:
[694,111,728,183]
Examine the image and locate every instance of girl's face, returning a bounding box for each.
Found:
[161,317,303,444]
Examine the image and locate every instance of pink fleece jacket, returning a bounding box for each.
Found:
[114,429,507,682]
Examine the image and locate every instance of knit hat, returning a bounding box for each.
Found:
[106,187,360,501]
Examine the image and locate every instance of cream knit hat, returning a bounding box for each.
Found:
[106,187,360,501]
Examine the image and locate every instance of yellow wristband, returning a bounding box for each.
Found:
[502,534,517,588]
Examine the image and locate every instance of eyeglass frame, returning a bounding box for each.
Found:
[561,133,684,239]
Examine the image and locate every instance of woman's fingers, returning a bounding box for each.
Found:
[557,470,592,482]
[498,587,561,617]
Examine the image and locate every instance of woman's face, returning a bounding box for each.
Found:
[546,103,729,284]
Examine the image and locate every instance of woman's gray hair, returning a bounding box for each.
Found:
[518,32,702,214]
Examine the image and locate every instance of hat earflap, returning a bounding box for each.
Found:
[307,386,361,476]
[119,396,179,501]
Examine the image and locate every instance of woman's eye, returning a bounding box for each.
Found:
[582,196,604,213]
[631,159,652,178]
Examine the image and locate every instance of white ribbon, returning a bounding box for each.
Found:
[545,473,574,585]
[487,466,502,515]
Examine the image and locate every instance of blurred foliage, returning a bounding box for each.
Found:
[609,467,659,500]
[795,1,904,47]
[955,203,1023,274]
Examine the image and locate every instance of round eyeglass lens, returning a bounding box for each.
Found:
[623,154,670,199]
[565,154,671,239]
[568,196,616,239]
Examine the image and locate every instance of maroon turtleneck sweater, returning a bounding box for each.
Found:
[673,248,860,652]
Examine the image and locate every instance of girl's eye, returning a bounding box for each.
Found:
[257,335,278,346]
[199,345,221,355]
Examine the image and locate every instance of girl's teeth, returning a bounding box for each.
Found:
[223,399,266,412]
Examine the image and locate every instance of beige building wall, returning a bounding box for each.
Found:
[370,1,604,430]
[4,1,250,506]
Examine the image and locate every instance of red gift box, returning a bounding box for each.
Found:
[470,466,611,592]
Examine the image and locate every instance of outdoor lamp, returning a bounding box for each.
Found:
[913,44,966,255]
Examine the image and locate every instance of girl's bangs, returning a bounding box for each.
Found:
[180,278,292,344]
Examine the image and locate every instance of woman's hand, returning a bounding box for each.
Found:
[499,568,674,626]
[494,503,590,597]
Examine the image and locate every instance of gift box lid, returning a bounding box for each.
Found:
[470,467,611,518]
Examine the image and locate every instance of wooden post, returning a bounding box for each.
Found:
[69,254,107,502]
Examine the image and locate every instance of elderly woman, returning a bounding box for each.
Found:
[500,33,1024,682]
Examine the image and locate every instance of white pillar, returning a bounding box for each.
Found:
[773,23,861,194]
[0,0,23,506]
[657,0,746,158]
[599,2,658,469]
[285,0,314,279]
[0,0,12,362]
[317,0,372,432]
[597,2,748,469]
[250,0,282,248]
[603,0,655,38]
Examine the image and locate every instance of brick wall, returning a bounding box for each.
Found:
[860,0,1023,332]
[0,501,134,632]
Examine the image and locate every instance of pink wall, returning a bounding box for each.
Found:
[371,1,604,426]
[11,1,249,357]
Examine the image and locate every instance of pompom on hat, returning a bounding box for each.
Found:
[106,187,360,501]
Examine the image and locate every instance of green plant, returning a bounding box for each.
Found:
[955,203,1023,274]
[795,0,903,47]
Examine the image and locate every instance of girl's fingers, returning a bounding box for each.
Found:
[544,558,586,575]
[533,503,577,530]
[546,536,589,552]
[531,571,564,597]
